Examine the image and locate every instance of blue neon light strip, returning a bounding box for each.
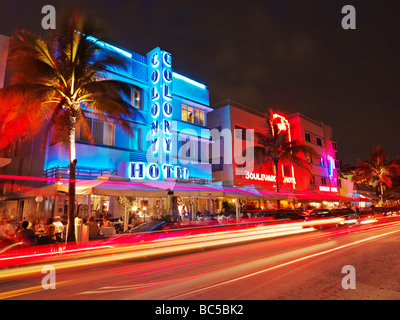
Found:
[172,72,206,89]
[86,35,133,59]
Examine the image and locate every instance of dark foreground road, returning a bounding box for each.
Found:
[1,219,400,300]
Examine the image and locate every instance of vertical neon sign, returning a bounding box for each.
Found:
[272,114,296,189]
[149,48,173,162]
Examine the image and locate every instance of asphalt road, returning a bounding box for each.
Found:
[1,219,400,300]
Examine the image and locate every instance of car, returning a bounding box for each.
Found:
[302,208,335,219]
[252,209,304,221]
[331,208,359,219]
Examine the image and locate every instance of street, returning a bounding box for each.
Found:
[1,218,400,300]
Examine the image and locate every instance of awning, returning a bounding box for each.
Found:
[295,191,351,202]
[0,158,11,168]
[352,192,375,202]
[15,177,170,198]
[259,190,294,201]
[142,181,262,199]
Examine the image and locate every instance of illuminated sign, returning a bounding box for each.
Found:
[327,155,334,177]
[149,49,173,156]
[129,162,189,180]
[319,186,338,192]
[126,48,190,181]
[244,171,296,184]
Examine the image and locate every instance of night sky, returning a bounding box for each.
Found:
[0,0,399,165]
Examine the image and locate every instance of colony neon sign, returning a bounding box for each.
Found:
[127,48,190,181]
[150,49,173,156]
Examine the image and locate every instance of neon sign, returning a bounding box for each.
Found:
[327,155,334,177]
[129,162,189,180]
[149,49,173,156]
[244,171,296,184]
[125,48,190,181]
[319,186,338,192]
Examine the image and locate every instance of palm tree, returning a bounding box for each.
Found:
[0,12,142,241]
[353,146,400,203]
[337,158,354,179]
[253,109,317,205]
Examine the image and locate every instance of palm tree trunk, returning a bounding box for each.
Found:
[379,180,384,204]
[67,111,77,242]
[274,161,280,209]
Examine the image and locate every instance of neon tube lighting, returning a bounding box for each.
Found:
[172,72,206,89]
[86,35,133,59]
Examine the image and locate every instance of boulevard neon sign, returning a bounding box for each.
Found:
[244,171,296,184]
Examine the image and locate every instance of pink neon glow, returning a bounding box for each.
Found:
[244,171,296,184]
[319,186,338,192]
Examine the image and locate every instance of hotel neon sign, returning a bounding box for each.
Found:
[129,162,189,180]
[128,48,190,181]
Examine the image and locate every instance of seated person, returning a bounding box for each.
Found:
[17,221,37,246]
[86,216,99,239]
[39,218,56,244]
[102,215,111,227]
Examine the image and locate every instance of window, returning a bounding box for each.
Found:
[335,159,340,169]
[179,135,195,159]
[316,137,322,147]
[319,157,325,167]
[235,125,252,141]
[181,104,194,123]
[194,108,205,126]
[305,132,311,142]
[332,141,337,150]
[77,117,114,146]
[307,153,313,164]
[92,119,104,144]
[78,118,92,142]
[130,127,143,151]
[131,87,142,109]
[283,165,291,177]
[181,104,206,126]
[337,179,342,188]
[103,122,114,146]
[321,177,327,186]
[211,157,223,171]
[310,176,316,185]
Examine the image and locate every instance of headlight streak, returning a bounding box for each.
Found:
[168,227,400,300]
[2,217,399,281]
[0,224,317,278]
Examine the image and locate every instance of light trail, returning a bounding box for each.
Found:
[168,227,400,299]
[2,217,399,280]
[0,223,316,279]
